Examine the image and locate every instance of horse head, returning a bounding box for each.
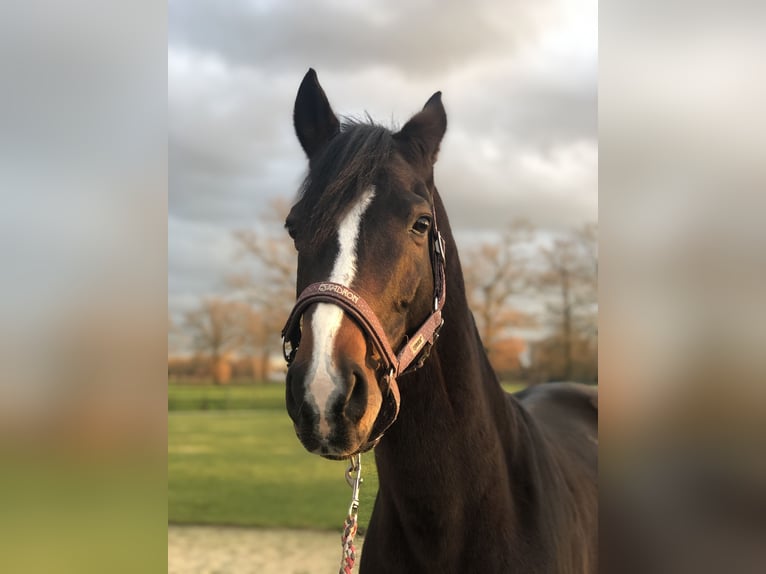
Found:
[284,69,447,459]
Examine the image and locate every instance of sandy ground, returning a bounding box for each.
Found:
[168,525,365,574]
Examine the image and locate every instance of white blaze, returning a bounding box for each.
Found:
[307,187,375,438]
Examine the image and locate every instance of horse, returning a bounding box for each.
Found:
[282,68,598,573]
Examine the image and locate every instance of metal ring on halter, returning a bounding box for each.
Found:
[282,337,295,364]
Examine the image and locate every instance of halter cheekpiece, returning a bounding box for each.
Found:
[281,214,447,452]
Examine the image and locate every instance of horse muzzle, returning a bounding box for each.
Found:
[285,333,388,458]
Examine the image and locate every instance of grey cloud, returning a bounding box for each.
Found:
[169,133,304,225]
[169,0,549,77]
[462,80,597,148]
[436,138,597,231]
[168,216,247,324]
[169,56,307,224]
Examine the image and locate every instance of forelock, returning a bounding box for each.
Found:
[294,119,394,247]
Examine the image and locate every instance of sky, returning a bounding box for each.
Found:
[168,0,597,328]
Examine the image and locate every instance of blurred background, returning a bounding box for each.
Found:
[0,1,167,572]
[167,1,596,571]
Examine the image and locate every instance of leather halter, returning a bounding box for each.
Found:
[281,215,446,451]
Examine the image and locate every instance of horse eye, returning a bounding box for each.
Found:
[284,221,300,251]
[412,216,432,235]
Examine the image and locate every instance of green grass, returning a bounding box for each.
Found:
[168,410,379,531]
[168,381,527,531]
[168,382,526,411]
[168,383,286,411]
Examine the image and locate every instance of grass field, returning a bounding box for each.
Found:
[168,381,526,531]
[169,409,379,531]
[168,381,525,411]
[168,383,286,411]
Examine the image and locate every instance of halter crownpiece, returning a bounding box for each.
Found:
[281,213,447,450]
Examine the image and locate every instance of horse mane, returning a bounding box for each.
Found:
[293,119,394,248]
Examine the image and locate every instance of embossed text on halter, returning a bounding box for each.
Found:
[318,283,360,304]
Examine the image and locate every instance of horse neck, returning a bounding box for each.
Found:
[375,189,519,496]
[414,187,505,405]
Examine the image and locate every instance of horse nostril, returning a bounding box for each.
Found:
[344,368,368,424]
[285,366,306,420]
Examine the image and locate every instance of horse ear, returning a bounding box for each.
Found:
[293,68,340,159]
[394,92,447,165]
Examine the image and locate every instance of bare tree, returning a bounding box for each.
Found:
[183,298,246,384]
[574,222,598,344]
[240,305,274,382]
[463,219,537,359]
[577,222,599,286]
[229,199,297,381]
[533,223,598,381]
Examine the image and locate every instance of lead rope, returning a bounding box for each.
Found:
[340,454,363,574]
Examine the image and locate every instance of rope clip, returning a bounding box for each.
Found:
[345,454,363,517]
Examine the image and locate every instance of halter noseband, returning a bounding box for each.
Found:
[281,216,446,452]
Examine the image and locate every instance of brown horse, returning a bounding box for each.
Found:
[283,69,597,573]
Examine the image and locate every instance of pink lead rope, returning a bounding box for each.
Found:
[340,454,363,574]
